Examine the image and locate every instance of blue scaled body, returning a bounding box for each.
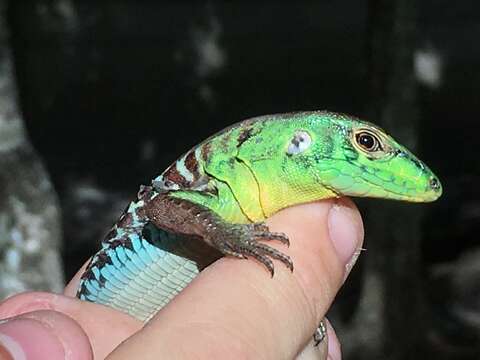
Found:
[77,187,200,321]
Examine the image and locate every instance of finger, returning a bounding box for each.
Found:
[0,310,92,360]
[107,198,363,359]
[0,292,142,359]
[326,319,342,360]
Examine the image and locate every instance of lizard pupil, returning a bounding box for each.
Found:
[356,132,379,152]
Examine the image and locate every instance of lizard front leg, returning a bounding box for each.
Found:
[145,193,329,351]
[144,194,293,276]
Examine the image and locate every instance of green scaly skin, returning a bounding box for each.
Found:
[158,111,441,223]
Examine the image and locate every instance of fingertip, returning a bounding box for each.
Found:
[327,198,364,268]
[0,292,142,359]
[265,199,360,357]
[0,310,93,360]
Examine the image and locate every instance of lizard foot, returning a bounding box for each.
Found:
[143,195,292,276]
[209,222,293,276]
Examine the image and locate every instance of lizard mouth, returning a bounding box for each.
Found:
[321,166,439,202]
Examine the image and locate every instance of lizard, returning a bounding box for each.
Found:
[76,110,442,347]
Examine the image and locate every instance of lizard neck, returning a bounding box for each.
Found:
[243,160,339,218]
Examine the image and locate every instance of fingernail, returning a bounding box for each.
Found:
[0,318,64,359]
[328,200,363,269]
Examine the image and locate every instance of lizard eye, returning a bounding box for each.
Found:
[355,131,382,152]
[287,131,312,155]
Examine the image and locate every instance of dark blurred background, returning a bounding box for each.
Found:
[0,1,478,359]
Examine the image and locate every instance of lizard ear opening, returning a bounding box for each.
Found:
[287,130,312,155]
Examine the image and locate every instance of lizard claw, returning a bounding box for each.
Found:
[252,222,290,246]
[209,222,293,275]
[252,230,290,246]
[252,222,270,232]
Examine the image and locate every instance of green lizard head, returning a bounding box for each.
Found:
[237,112,442,216]
[235,111,442,218]
[289,112,442,203]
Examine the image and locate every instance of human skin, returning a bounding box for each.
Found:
[0,198,363,360]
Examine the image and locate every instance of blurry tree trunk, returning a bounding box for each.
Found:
[336,1,427,359]
[359,0,427,358]
[0,0,63,298]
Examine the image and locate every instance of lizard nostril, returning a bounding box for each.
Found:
[429,177,441,192]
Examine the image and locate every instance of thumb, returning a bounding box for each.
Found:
[108,198,363,359]
[0,310,92,360]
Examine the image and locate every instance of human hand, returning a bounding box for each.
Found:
[0,198,363,359]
